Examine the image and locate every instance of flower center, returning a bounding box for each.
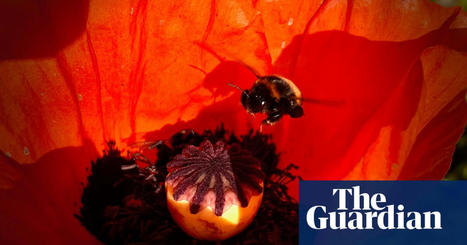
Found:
[77,125,298,244]
[166,140,264,216]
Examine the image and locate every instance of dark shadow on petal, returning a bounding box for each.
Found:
[133,60,265,148]
[0,0,89,60]
[0,139,99,244]
[141,95,252,145]
[443,28,467,52]
[188,61,258,99]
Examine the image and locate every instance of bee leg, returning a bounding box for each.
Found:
[289,105,304,118]
[132,152,153,165]
[147,140,164,150]
[263,110,283,125]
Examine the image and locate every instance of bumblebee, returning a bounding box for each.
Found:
[229,75,304,125]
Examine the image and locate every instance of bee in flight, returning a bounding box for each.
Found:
[228,73,343,125]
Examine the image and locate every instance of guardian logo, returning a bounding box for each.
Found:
[306,186,442,230]
[299,181,467,245]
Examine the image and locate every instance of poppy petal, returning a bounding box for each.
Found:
[0,143,100,244]
[0,0,466,243]
[265,2,467,185]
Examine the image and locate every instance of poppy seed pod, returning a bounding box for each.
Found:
[165,140,264,240]
[0,0,466,244]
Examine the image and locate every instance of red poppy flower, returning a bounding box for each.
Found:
[0,0,466,244]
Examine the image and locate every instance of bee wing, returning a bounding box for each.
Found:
[241,62,261,78]
[227,59,262,78]
[127,140,164,150]
[298,97,345,106]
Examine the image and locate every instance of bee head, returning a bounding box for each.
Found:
[243,91,265,113]
[228,82,265,113]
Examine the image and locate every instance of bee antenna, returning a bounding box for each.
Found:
[244,65,261,78]
[233,60,261,78]
[227,83,244,92]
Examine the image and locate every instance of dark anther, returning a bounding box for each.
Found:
[77,124,299,244]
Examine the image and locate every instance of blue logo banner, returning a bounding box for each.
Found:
[299,181,467,245]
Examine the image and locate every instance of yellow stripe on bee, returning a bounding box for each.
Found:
[255,78,281,100]
[275,75,302,102]
[256,75,303,105]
